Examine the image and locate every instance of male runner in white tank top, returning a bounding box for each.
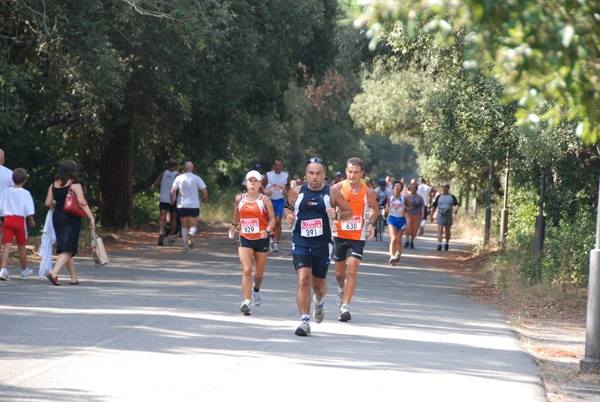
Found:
[153,159,179,246]
[261,157,290,252]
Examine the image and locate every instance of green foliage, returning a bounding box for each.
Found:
[540,208,596,286]
[131,191,160,226]
[347,0,600,144]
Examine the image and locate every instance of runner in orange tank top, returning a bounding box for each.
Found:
[332,158,378,322]
[229,170,275,316]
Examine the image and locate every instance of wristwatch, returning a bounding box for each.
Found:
[232,222,238,227]
[266,228,272,235]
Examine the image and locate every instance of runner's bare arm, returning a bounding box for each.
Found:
[263,197,277,239]
[365,188,378,241]
[153,172,164,187]
[229,199,241,237]
[329,187,353,221]
[284,186,300,225]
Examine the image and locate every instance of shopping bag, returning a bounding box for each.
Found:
[39,210,56,277]
[91,230,109,267]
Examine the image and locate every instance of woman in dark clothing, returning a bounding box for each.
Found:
[44,160,95,285]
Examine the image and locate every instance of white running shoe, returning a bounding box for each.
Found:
[168,236,175,244]
[183,247,190,253]
[272,241,279,252]
[339,305,351,322]
[336,288,344,307]
[295,318,311,336]
[21,267,33,280]
[0,269,9,281]
[240,301,251,316]
[253,289,262,306]
[313,295,324,323]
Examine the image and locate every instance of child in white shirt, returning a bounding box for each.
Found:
[0,168,35,280]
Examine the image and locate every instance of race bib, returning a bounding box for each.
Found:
[341,216,362,231]
[271,184,284,194]
[301,219,323,237]
[241,218,260,234]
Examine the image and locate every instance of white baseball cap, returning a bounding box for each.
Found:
[245,170,261,181]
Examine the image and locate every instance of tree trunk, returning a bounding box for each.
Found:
[98,118,134,228]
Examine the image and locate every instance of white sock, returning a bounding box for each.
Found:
[159,231,164,236]
[182,229,189,247]
[315,298,324,308]
[301,314,310,321]
[342,303,349,310]
[189,226,197,237]
[1,268,8,274]
[338,286,344,292]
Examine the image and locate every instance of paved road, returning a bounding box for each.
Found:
[0,223,547,401]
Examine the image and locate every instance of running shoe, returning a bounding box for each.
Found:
[419,227,424,236]
[395,252,401,262]
[444,243,449,251]
[389,256,396,266]
[336,288,344,307]
[188,236,195,249]
[295,318,311,336]
[313,295,324,323]
[339,306,351,322]
[21,267,33,280]
[437,244,442,251]
[168,236,175,244]
[404,241,409,247]
[183,247,190,253]
[0,269,9,281]
[253,289,262,306]
[410,242,414,249]
[240,301,251,316]
[158,234,164,246]
[272,241,279,252]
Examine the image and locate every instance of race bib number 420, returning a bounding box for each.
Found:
[301,219,323,237]
[241,218,259,234]
[341,216,362,231]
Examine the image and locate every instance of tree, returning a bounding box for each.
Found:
[346,0,600,144]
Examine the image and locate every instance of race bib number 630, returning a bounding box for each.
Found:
[341,216,362,231]
[301,219,323,237]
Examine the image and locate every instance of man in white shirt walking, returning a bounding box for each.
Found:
[170,161,208,253]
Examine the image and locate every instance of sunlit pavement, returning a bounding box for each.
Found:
[0,223,546,401]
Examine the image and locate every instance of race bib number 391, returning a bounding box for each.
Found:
[301,219,323,237]
[241,218,259,234]
[341,216,362,231]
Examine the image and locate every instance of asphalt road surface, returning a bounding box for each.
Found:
[0,224,547,402]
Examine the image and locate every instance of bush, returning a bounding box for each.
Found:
[132,191,160,225]
[490,186,596,287]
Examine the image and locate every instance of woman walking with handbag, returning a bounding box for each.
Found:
[44,160,95,285]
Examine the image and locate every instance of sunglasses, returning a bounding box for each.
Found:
[306,157,324,165]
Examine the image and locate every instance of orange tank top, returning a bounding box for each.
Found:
[335,180,368,241]
[237,194,269,240]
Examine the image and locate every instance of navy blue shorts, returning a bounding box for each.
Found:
[239,236,270,252]
[177,207,200,218]
[159,202,177,213]
[292,243,332,279]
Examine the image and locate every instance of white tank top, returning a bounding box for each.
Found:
[265,171,288,201]
[159,170,178,203]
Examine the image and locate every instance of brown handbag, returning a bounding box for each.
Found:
[63,180,88,218]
